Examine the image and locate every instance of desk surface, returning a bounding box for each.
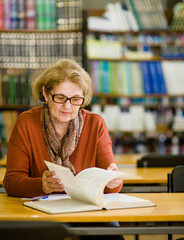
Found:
[0,154,141,167]
[120,167,173,184]
[114,154,143,166]
[0,168,6,185]
[0,167,172,186]
[0,193,184,222]
[0,155,7,167]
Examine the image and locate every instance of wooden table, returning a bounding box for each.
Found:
[0,155,7,167]
[0,168,6,185]
[114,154,143,167]
[0,193,184,236]
[120,167,173,184]
[0,166,172,189]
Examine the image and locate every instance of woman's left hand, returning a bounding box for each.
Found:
[106,163,123,189]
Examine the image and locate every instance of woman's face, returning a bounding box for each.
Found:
[43,81,83,125]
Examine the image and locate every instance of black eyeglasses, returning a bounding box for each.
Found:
[50,93,85,106]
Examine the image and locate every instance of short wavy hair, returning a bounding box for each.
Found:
[32,59,92,108]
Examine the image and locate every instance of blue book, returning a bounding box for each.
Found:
[140,62,153,94]
[155,61,167,94]
[10,0,18,29]
[148,62,160,94]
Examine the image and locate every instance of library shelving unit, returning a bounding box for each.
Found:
[85,7,184,154]
[0,0,84,157]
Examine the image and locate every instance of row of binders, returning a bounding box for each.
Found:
[0,69,35,106]
[0,0,82,30]
[0,32,83,68]
[88,60,184,96]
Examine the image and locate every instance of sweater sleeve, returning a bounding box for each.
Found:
[94,115,123,193]
[3,113,46,198]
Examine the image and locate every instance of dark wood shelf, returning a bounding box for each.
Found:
[0,29,82,33]
[93,93,184,99]
[0,105,31,110]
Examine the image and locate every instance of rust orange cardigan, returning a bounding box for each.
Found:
[4,107,123,197]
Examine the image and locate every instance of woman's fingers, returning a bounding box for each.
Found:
[42,170,64,194]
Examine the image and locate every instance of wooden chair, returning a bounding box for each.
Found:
[167,165,184,240]
[0,221,77,240]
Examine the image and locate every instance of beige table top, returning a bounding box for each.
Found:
[0,168,6,184]
[114,154,143,166]
[120,167,173,184]
[0,155,7,167]
[0,166,172,186]
[0,193,184,222]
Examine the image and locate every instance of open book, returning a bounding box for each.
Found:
[23,161,155,214]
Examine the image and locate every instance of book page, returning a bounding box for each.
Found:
[103,193,156,210]
[45,161,93,204]
[24,198,102,214]
[76,167,126,207]
[45,161,126,207]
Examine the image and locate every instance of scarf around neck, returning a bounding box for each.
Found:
[41,103,83,175]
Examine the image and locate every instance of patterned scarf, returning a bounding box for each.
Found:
[41,103,83,175]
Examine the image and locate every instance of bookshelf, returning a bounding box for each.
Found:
[85,3,184,155]
[0,0,84,158]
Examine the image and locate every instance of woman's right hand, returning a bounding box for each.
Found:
[42,170,64,194]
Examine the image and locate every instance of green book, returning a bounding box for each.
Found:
[118,61,126,95]
[16,76,23,105]
[111,62,118,94]
[25,75,31,105]
[0,112,6,142]
[124,62,133,95]
[9,75,16,105]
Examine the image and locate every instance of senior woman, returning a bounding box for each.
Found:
[4,59,123,198]
[4,59,125,240]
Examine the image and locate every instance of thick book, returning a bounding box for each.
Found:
[23,161,156,214]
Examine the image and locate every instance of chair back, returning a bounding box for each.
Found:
[0,221,76,240]
[137,154,184,167]
[168,165,184,193]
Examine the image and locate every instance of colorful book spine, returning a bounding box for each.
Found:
[3,0,11,29]
[140,62,152,94]
[148,61,160,94]
[17,0,25,29]
[9,75,17,104]
[25,0,36,29]
[127,0,143,30]
[0,32,83,68]
[10,0,18,29]
[44,0,57,30]
[103,61,109,93]
[57,0,82,30]
[0,111,6,142]
[0,0,3,29]
[36,0,46,30]
[56,0,69,30]
[124,61,133,95]
[155,61,167,94]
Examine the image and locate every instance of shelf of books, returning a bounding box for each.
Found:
[0,0,84,158]
[85,1,184,155]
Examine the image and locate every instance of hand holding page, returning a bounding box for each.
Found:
[44,161,125,206]
[23,161,156,214]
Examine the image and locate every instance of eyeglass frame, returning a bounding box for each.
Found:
[49,92,85,106]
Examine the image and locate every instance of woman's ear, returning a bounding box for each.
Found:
[42,86,48,102]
